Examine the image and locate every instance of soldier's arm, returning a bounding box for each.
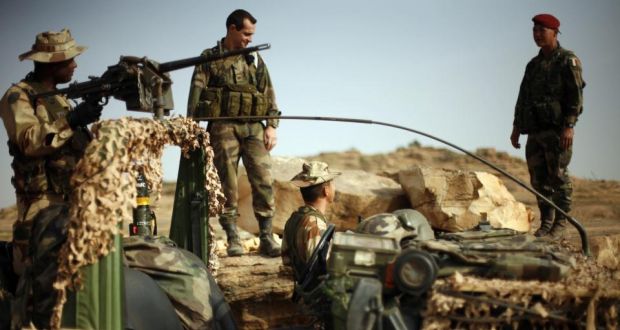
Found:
[302,215,328,261]
[1,87,73,157]
[187,61,209,118]
[513,62,533,131]
[562,54,584,127]
[257,54,280,128]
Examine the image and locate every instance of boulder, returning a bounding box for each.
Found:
[398,166,532,232]
[215,254,310,328]
[237,157,410,234]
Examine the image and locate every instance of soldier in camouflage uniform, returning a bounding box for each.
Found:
[188,9,281,257]
[0,29,103,328]
[282,161,340,280]
[511,14,585,238]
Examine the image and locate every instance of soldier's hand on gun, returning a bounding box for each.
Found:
[66,97,104,129]
[560,127,574,150]
[510,126,521,149]
[264,126,277,151]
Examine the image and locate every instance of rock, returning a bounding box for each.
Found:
[237,157,410,234]
[215,254,312,328]
[326,169,410,231]
[398,166,532,232]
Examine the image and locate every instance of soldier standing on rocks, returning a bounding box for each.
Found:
[0,29,103,328]
[510,14,585,238]
[187,9,282,257]
[282,161,340,280]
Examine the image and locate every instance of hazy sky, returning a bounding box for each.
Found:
[1,1,619,208]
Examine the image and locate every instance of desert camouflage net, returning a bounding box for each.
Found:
[50,117,225,328]
[422,242,620,329]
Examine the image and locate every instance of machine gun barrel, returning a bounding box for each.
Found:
[32,43,271,117]
[158,43,270,72]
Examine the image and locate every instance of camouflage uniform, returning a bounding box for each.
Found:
[188,39,280,257]
[513,43,585,236]
[0,29,92,328]
[283,161,341,279]
[282,205,329,280]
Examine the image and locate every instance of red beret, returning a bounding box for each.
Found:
[532,14,560,30]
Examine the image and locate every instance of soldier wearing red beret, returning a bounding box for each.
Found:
[510,14,585,238]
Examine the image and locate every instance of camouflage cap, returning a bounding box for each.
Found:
[290,161,341,188]
[18,28,87,63]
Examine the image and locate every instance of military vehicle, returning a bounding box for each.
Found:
[290,208,586,329]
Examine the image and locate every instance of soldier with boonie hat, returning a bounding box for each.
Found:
[0,28,104,328]
[290,161,341,188]
[18,28,87,63]
[282,161,341,282]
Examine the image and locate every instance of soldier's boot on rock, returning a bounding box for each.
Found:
[257,217,281,257]
[549,217,568,238]
[534,206,555,237]
[220,220,244,257]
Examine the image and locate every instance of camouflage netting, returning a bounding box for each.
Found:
[423,241,620,329]
[50,117,225,328]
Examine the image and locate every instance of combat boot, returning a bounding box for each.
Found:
[257,217,281,257]
[534,206,555,237]
[548,217,568,238]
[220,221,244,257]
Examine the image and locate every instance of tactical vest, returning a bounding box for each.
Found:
[515,46,583,133]
[8,80,90,200]
[283,205,327,281]
[196,45,269,119]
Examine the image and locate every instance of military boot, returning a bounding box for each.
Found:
[534,206,554,237]
[220,220,244,257]
[257,217,281,257]
[548,217,568,238]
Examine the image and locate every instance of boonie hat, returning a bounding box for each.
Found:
[532,14,560,31]
[291,161,341,188]
[18,28,87,63]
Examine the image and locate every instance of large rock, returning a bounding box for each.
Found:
[215,255,311,329]
[237,157,409,234]
[398,166,532,232]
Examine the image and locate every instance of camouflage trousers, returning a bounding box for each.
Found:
[525,130,573,218]
[209,121,275,223]
[12,204,69,329]
[123,236,214,329]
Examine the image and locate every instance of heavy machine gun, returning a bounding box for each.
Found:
[34,43,271,118]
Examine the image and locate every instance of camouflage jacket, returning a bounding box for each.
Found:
[0,74,90,224]
[187,39,280,128]
[513,44,585,133]
[282,205,328,280]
